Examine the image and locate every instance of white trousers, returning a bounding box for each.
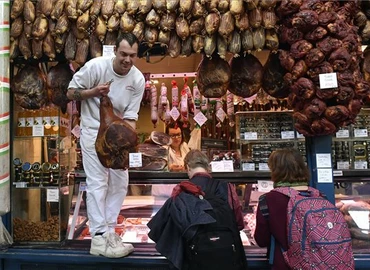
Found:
[80,127,129,236]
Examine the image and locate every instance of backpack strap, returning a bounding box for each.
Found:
[258,194,275,265]
[258,194,269,219]
[275,186,322,198]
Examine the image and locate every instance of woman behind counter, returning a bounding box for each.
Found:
[151,122,190,197]
[166,122,190,172]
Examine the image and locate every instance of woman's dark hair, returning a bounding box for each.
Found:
[116,32,139,49]
[268,148,309,184]
[165,121,185,144]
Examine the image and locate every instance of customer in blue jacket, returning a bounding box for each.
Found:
[148,149,244,269]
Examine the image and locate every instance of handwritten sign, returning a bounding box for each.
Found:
[319,73,338,89]
[129,153,142,168]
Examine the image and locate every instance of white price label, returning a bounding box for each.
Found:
[211,160,234,172]
[129,153,142,168]
[170,107,180,121]
[211,161,223,172]
[244,132,258,140]
[319,72,338,89]
[193,111,207,127]
[222,160,234,172]
[317,168,333,183]
[14,182,27,188]
[71,124,81,139]
[79,182,87,192]
[216,108,226,123]
[316,153,332,168]
[242,163,255,171]
[333,170,343,176]
[336,129,349,138]
[337,161,350,170]
[354,129,368,138]
[281,131,294,139]
[102,45,114,57]
[47,189,59,202]
[259,163,269,171]
[354,161,368,169]
[32,125,44,136]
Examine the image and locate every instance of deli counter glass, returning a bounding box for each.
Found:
[66,172,370,256]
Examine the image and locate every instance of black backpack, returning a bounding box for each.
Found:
[183,178,248,270]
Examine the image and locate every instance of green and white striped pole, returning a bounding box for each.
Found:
[0,0,10,214]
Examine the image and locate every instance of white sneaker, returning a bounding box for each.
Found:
[90,232,134,258]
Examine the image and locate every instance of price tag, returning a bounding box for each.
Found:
[216,108,226,123]
[257,180,274,192]
[258,163,269,171]
[47,188,59,202]
[32,125,44,136]
[102,45,115,57]
[317,168,333,183]
[354,129,368,138]
[223,160,234,172]
[129,153,142,168]
[170,107,180,121]
[71,124,81,139]
[244,132,258,140]
[79,181,87,192]
[242,163,255,171]
[14,182,27,188]
[316,153,332,168]
[333,170,343,176]
[211,160,234,172]
[354,161,368,169]
[336,129,349,138]
[296,132,304,139]
[319,72,338,89]
[281,131,294,139]
[211,161,223,172]
[337,161,349,170]
[193,111,207,127]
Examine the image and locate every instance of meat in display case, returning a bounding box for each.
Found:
[67,180,257,247]
[335,180,370,250]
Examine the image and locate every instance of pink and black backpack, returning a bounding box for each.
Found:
[260,187,354,269]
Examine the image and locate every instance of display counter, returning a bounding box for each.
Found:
[1,170,370,269]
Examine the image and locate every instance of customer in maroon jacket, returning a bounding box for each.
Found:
[254,148,309,270]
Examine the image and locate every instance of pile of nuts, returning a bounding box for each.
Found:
[13,216,65,242]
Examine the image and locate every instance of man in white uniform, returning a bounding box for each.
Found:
[67,32,145,258]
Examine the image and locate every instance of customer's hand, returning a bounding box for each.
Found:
[170,164,185,172]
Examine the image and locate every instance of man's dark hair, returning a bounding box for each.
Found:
[116,32,139,49]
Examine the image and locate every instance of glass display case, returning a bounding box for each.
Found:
[335,179,370,251]
[332,109,370,170]
[11,102,76,243]
[66,172,269,249]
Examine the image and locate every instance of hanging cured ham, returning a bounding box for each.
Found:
[12,65,47,110]
[196,53,231,98]
[229,53,263,98]
[95,95,138,170]
[46,62,73,113]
